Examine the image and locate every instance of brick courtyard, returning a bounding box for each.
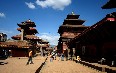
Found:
[0,55,46,73]
[40,56,106,73]
[0,55,112,73]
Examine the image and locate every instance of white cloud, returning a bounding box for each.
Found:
[0,30,13,34]
[37,33,60,45]
[36,0,71,10]
[25,2,36,9]
[0,13,5,18]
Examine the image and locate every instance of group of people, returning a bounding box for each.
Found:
[50,53,64,62]
[26,50,82,64]
[49,52,81,62]
[50,51,57,62]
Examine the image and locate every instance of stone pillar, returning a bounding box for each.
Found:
[68,49,70,59]
[72,48,76,60]
[21,29,24,41]
[40,45,43,56]
[73,48,75,56]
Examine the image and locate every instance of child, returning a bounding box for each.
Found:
[76,56,81,62]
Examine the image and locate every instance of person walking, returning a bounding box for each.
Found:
[26,50,34,65]
[50,55,53,62]
[61,53,64,61]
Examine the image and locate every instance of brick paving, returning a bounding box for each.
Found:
[0,55,47,73]
[0,55,107,73]
[40,56,106,73]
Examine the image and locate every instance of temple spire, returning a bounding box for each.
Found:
[28,19,31,22]
[71,11,75,15]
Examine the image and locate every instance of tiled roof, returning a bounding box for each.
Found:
[0,40,31,48]
[17,27,37,31]
[22,19,35,24]
[11,35,21,40]
[36,44,49,48]
[60,25,89,28]
[61,35,75,39]
[46,47,53,50]
[37,39,49,43]
[12,35,40,40]
[41,39,49,43]
[18,19,36,27]
[77,13,116,38]
[29,27,36,30]
[17,27,38,33]
[102,0,116,9]
[25,35,40,40]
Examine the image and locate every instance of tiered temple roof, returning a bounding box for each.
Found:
[0,19,41,49]
[18,19,36,27]
[0,19,49,57]
[58,12,89,39]
[12,19,39,40]
[17,27,38,34]
[0,19,50,49]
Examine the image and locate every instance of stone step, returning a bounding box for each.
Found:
[40,56,103,73]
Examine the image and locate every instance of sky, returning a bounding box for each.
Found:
[0,0,116,45]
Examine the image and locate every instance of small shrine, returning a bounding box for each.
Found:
[0,33,7,42]
[37,39,50,56]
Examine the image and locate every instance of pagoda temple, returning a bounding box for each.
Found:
[12,19,38,41]
[0,19,42,57]
[58,12,89,58]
